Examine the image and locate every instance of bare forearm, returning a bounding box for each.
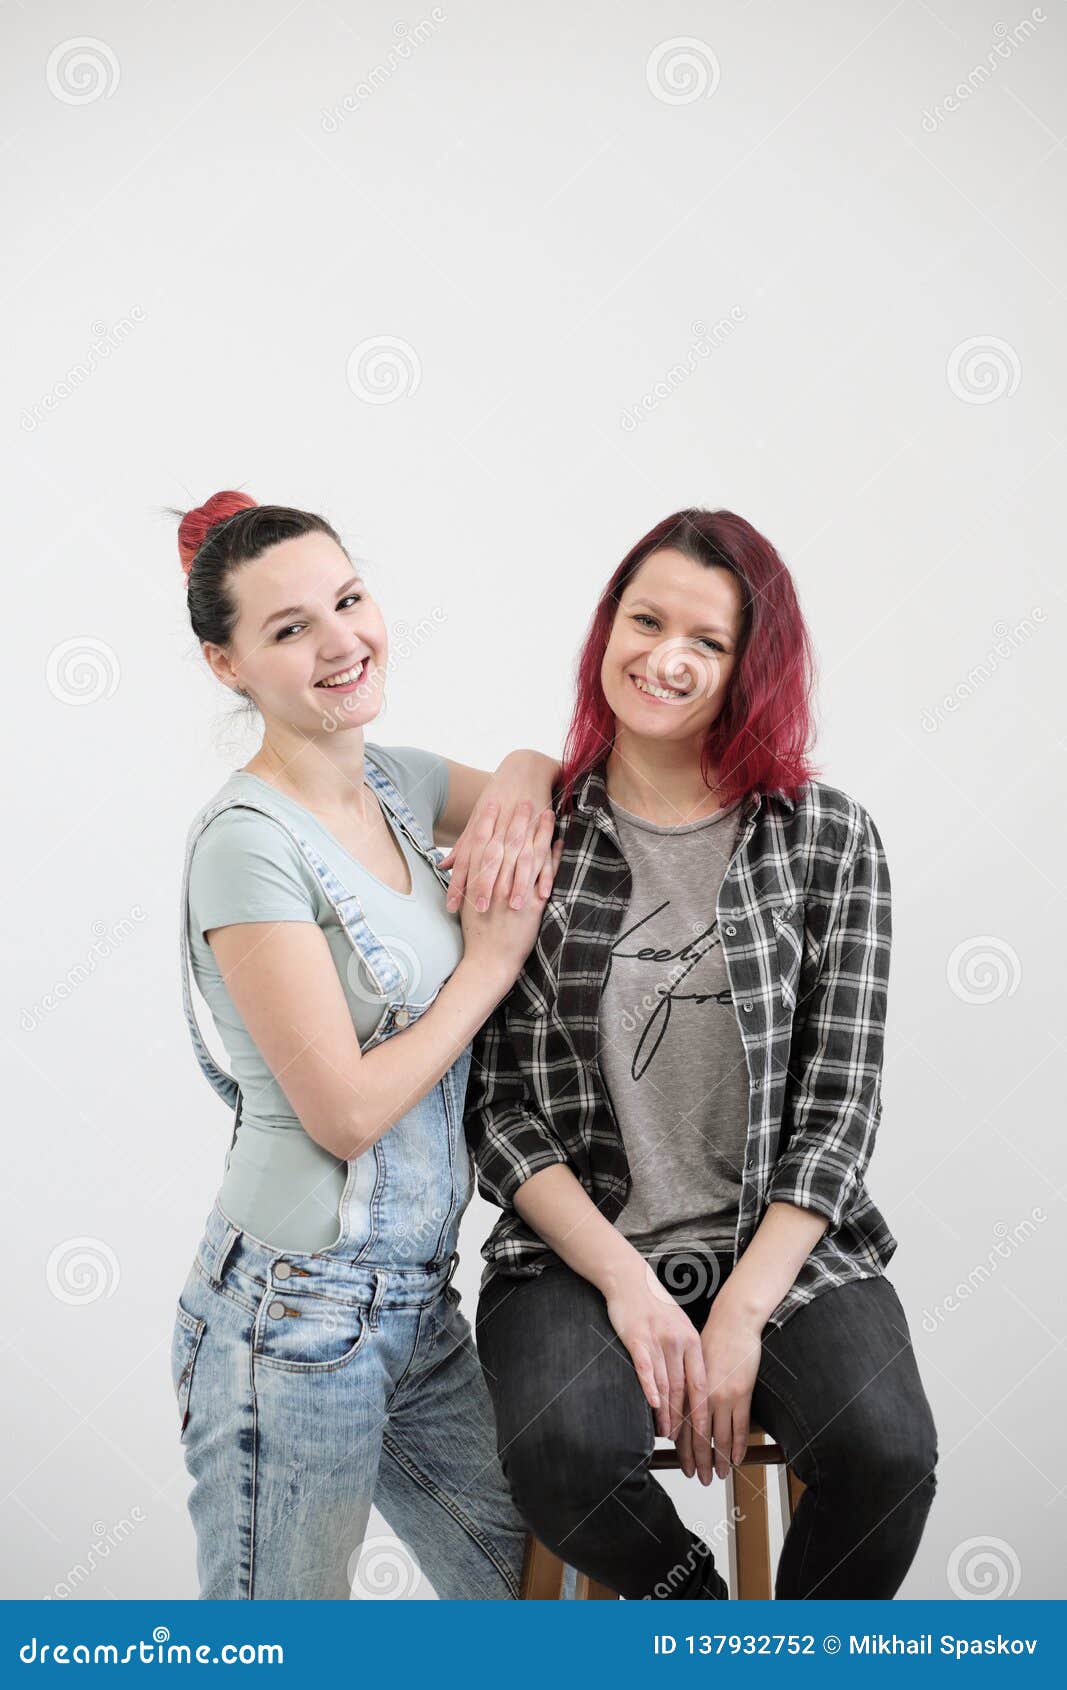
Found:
[714,1201,829,1327]
[325,958,511,1159]
[512,1164,648,1296]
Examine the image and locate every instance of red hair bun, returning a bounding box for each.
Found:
[178,490,257,576]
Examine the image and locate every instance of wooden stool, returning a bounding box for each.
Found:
[519,1420,806,1600]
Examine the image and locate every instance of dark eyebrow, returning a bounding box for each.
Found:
[259,575,362,633]
[628,597,733,640]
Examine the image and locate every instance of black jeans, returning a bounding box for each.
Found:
[476,1252,939,1599]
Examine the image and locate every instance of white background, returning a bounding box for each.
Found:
[4,0,1064,1600]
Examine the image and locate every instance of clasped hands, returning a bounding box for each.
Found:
[606,1267,764,1486]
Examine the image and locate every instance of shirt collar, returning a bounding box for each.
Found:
[573,758,795,823]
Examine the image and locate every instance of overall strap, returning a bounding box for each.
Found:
[179,792,405,1114]
[180,770,451,1116]
[178,798,243,1110]
[363,749,452,891]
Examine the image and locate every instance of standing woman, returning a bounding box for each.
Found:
[169,491,561,1600]
[468,508,939,1600]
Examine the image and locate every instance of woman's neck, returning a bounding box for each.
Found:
[604,730,722,826]
[242,726,371,816]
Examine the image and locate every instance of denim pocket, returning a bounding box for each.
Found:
[252,1290,373,1373]
[171,1298,207,1442]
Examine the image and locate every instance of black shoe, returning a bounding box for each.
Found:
[681,1536,730,1599]
[698,1562,730,1599]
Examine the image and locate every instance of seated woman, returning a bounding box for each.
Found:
[465,507,939,1601]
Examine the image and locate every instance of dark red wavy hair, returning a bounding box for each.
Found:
[557,508,820,813]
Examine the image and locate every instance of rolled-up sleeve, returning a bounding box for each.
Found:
[765,806,892,1231]
[465,1003,571,1209]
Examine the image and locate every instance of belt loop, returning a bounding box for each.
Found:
[367,1270,388,1331]
[443,1250,460,1292]
[209,1224,240,1287]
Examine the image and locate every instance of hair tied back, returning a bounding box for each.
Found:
[178,490,258,579]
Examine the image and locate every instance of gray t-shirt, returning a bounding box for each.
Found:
[598,796,750,1256]
[187,743,462,1251]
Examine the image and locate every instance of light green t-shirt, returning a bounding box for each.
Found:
[187,743,463,1251]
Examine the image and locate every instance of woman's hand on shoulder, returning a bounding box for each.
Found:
[437,751,561,914]
[458,837,563,996]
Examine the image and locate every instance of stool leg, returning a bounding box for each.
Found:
[520,1534,566,1599]
[573,1570,619,1599]
[726,1458,772,1599]
[786,1467,806,1519]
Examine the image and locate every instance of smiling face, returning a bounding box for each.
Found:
[204,531,388,734]
[600,547,744,749]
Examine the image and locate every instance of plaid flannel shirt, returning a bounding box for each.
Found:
[464,761,898,1331]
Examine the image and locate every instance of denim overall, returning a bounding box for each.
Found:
[169,755,528,1600]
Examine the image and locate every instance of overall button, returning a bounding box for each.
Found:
[273,1262,292,1280]
[393,1007,411,1029]
[267,1300,287,1319]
